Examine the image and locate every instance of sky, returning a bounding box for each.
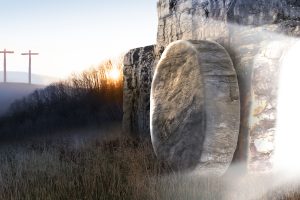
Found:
[0,0,157,79]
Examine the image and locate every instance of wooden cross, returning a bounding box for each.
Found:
[0,49,14,83]
[21,50,39,84]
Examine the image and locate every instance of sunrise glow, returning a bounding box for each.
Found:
[0,1,157,79]
[107,68,121,82]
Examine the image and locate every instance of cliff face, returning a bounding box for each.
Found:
[123,0,300,172]
[123,45,156,139]
[229,24,300,171]
[157,0,230,52]
[229,0,300,25]
[155,0,300,172]
[156,0,300,49]
[156,0,300,53]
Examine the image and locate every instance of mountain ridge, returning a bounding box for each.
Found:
[0,71,59,85]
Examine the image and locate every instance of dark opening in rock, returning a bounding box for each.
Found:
[169,0,178,11]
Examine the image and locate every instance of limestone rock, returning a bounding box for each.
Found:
[123,45,156,138]
[230,23,300,172]
[151,40,240,174]
[156,0,300,172]
[121,0,300,173]
[229,0,300,26]
[157,0,230,51]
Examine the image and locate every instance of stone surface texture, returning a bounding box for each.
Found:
[123,45,156,139]
[230,23,300,172]
[122,0,300,173]
[229,0,300,26]
[156,0,230,59]
[151,40,240,174]
[155,0,300,173]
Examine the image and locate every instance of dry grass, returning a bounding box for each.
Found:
[0,128,300,200]
[0,128,162,200]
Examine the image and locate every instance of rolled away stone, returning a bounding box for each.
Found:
[150,40,240,175]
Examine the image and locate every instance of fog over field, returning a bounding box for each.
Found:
[0,83,44,116]
[0,71,59,116]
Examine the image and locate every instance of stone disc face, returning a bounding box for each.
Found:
[150,40,240,174]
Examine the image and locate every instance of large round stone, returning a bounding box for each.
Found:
[150,40,240,174]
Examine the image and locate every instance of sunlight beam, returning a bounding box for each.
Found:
[275,40,300,175]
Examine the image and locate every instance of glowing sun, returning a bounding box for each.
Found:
[107,68,121,81]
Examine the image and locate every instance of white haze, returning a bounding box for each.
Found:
[149,21,300,199]
[275,40,300,177]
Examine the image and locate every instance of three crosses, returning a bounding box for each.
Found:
[0,49,39,84]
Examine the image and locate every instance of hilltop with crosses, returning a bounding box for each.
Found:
[1,48,39,84]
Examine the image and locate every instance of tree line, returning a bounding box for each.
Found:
[0,58,124,140]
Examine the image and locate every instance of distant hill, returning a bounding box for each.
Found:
[0,83,45,116]
[0,71,59,85]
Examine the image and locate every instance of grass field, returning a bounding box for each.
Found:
[0,127,299,200]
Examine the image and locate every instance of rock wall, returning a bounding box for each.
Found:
[123,45,156,139]
[229,22,300,172]
[229,0,300,26]
[123,0,300,173]
[157,0,230,50]
[154,0,300,173]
